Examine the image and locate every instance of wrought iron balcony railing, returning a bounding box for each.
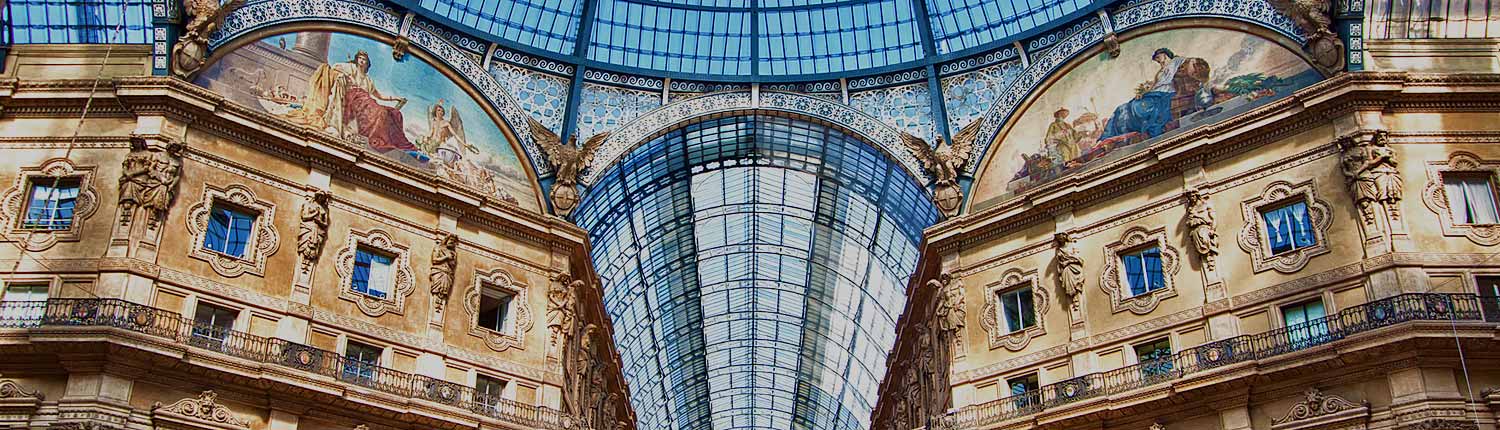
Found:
[937,293,1484,429]
[0,298,572,429]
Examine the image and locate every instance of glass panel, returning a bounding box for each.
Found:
[1000,287,1034,332]
[204,204,256,258]
[7,0,154,44]
[23,179,79,230]
[1284,299,1329,347]
[1446,175,1500,224]
[0,284,47,321]
[343,341,381,382]
[352,248,392,299]
[478,286,515,333]
[1263,201,1316,255]
[1134,338,1173,377]
[191,303,237,346]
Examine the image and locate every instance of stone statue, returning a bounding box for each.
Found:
[118,139,184,223]
[1054,232,1085,313]
[931,273,967,336]
[1266,0,1344,71]
[297,191,331,271]
[1184,186,1219,272]
[172,0,244,78]
[1338,131,1402,225]
[530,117,609,218]
[547,272,579,356]
[429,233,457,313]
[901,119,982,217]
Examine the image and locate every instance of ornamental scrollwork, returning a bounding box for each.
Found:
[1274,388,1367,425]
[1237,180,1333,274]
[1099,226,1181,315]
[0,379,42,399]
[151,391,250,429]
[980,268,1047,351]
[464,268,532,352]
[184,184,280,278]
[1422,152,1500,246]
[0,158,100,252]
[334,229,416,317]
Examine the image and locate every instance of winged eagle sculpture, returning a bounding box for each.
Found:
[900,119,982,217]
[173,0,245,78]
[530,117,610,218]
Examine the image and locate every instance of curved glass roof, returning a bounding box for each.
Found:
[574,115,938,430]
[412,0,1093,78]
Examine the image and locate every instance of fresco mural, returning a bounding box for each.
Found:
[194,31,540,211]
[972,27,1322,205]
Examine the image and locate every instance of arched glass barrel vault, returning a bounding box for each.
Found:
[574,114,939,430]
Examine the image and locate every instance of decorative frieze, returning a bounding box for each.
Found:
[184,184,280,278]
[1237,180,1333,274]
[1099,226,1181,315]
[0,158,100,251]
[150,391,250,430]
[1271,388,1369,430]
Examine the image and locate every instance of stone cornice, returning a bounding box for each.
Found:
[0,77,585,250]
[930,73,1500,253]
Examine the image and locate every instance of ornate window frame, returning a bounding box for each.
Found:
[1100,226,1181,315]
[334,229,415,317]
[1237,180,1333,274]
[0,158,100,252]
[464,268,532,352]
[1422,152,1500,246]
[184,184,280,278]
[980,268,1048,351]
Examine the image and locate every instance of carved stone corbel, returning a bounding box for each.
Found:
[150,391,250,430]
[0,379,43,428]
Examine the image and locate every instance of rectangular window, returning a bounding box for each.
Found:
[1007,372,1040,410]
[1445,174,1500,224]
[476,375,507,410]
[1121,247,1165,296]
[1134,337,1174,378]
[999,286,1036,333]
[351,247,394,299]
[1283,299,1329,347]
[203,203,257,258]
[190,302,237,349]
[0,283,48,322]
[342,341,382,383]
[22,179,79,230]
[1478,276,1500,322]
[477,285,516,334]
[1261,200,1318,255]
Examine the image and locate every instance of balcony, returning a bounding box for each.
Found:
[0,298,579,430]
[937,293,1486,429]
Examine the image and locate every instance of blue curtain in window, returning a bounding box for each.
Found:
[1264,202,1315,254]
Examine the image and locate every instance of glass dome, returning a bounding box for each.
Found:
[410,0,1093,78]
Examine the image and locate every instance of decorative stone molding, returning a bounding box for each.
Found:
[1396,421,1476,430]
[184,184,280,278]
[1237,180,1333,274]
[1422,152,1500,246]
[1100,226,1181,315]
[546,272,579,359]
[1271,388,1369,430]
[0,379,42,399]
[334,229,416,317]
[0,379,42,430]
[980,268,1048,351]
[150,391,250,430]
[0,158,99,251]
[118,138,183,227]
[464,268,532,352]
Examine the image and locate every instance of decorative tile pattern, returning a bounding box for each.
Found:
[941,60,1022,134]
[848,82,936,143]
[576,83,662,142]
[491,62,570,133]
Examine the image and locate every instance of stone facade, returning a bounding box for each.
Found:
[0,50,634,430]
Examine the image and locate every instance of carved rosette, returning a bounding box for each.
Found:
[464,268,532,352]
[0,158,100,252]
[1100,226,1180,315]
[1271,388,1370,430]
[1237,180,1333,274]
[334,229,416,317]
[150,391,250,430]
[980,268,1047,351]
[184,184,280,278]
[1423,152,1500,246]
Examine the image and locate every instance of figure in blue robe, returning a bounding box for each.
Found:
[1102,48,1187,140]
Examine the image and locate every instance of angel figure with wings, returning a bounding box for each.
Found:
[901,120,981,217]
[420,100,477,164]
[530,118,609,218]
